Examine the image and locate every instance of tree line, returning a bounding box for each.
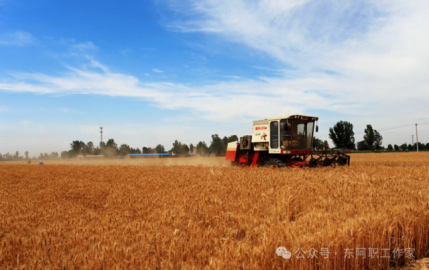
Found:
[2,121,427,160]
[316,121,429,151]
[60,134,239,158]
[0,151,59,161]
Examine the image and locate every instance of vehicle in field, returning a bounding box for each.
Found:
[226,114,350,168]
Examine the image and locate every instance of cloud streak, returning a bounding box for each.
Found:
[152,68,164,73]
[0,60,341,121]
[0,57,421,125]
[0,31,35,46]
[161,0,429,121]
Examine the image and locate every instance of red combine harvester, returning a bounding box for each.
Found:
[226,114,350,168]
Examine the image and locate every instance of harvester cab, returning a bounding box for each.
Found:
[226,114,350,168]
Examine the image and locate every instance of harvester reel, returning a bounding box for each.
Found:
[323,157,333,167]
[337,156,349,166]
[309,150,350,167]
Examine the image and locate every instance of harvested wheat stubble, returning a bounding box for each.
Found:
[0,156,429,269]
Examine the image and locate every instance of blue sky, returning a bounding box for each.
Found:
[1,0,429,156]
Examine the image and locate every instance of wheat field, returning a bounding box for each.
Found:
[1,153,429,269]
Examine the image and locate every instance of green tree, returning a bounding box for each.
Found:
[170,140,189,155]
[387,144,393,151]
[228,135,239,142]
[329,121,355,149]
[373,130,383,150]
[394,144,399,151]
[93,147,101,155]
[412,142,426,151]
[363,125,375,150]
[183,144,189,154]
[105,139,117,149]
[129,147,141,154]
[171,140,181,155]
[408,144,412,151]
[119,144,131,156]
[70,140,86,157]
[189,143,194,153]
[103,139,118,157]
[25,151,29,159]
[61,151,69,159]
[400,144,407,151]
[143,147,155,153]
[222,136,229,154]
[196,141,209,156]
[323,140,329,149]
[155,144,165,153]
[86,141,94,155]
[357,140,370,151]
[364,125,383,150]
[210,134,224,156]
[313,137,324,149]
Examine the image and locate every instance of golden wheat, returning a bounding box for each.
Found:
[0,153,429,269]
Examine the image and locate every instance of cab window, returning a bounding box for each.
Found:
[270,121,279,148]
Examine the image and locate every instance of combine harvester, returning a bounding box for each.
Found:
[226,114,350,168]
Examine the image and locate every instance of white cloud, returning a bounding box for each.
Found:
[152,68,164,73]
[0,61,330,121]
[0,106,8,112]
[71,41,97,51]
[57,39,98,58]
[0,31,35,46]
[0,51,428,126]
[165,1,429,69]
[160,0,429,120]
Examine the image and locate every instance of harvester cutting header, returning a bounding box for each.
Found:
[226,114,350,168]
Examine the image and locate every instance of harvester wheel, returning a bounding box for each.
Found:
[336,156,349,166]
[307,158,316,167]
[322,158,333,167]
[265,158,287,169]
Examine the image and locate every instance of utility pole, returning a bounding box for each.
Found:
[416,123,419,152]
[100,127,103,146]
[412,135,414,146]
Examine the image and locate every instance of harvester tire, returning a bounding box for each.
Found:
[265,158,287,169]
[336,156,349,166]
